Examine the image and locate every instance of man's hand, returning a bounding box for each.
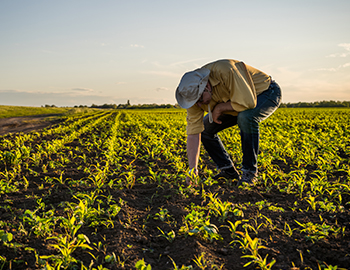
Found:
[186,134,201,186]
[212,102,234,124]
[212,106,223,124]
[186,168,198,186]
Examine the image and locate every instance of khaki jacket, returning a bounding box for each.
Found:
[186,59,271,135]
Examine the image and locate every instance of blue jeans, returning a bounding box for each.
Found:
[201,81,282,174]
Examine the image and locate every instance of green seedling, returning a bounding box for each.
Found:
[135,258,152,270]
[40,234,93,269]
[157,227,176,242]
[154,208,171,222]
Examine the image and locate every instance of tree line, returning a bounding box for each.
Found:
[280,100,350,108]
[87,100,177,109]
[87,100,350,109]
[43,100,349,109]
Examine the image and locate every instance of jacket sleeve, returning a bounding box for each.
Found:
[186,105,204,135]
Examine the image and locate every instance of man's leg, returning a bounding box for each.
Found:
[201,114,240,179]
[237,81,282,184]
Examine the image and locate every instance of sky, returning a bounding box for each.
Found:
[1,0,350,107]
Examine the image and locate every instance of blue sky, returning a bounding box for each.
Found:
[1,0,349,107]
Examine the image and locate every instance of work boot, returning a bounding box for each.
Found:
[213,167,240,181]
[238,170,258,186]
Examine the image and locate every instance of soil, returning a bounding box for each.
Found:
[0,114,64,136]
[0,116,349,270]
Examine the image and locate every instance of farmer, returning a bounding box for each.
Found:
[175,59,282,186]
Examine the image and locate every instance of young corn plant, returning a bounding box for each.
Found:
[40,233,93,269]
[0,230,13,244]
[104,252,129,268]
[193,252,224,270]
[224,219,247,240]
[22,208,58,238]
[294,218,338,243]
[283,222,295,237]
[180,210,222,243]
[168,256,193,270]
[318,261,348,270]
[235,230,276,270]
[157,227,176,243]
[135,258,152,270]
[206,192,234,223]
[58,214,83,239]
[88,165,108,190]
[154,208,172,222]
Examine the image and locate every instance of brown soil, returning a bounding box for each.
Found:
[0,114,63,135]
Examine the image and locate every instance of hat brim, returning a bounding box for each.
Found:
[175,68,210,109]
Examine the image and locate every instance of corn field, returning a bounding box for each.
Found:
[0,108,349,270]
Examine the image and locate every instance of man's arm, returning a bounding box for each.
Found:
[187,133,201,173]
[212,102,235,124]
